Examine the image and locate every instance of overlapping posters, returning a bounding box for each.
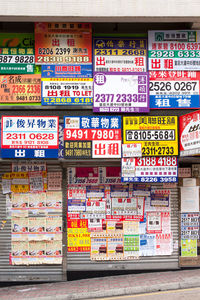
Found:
[123,116,178,156]
[150,189,170,207]
[93,37,147,72]
[64,116,121,159]
[0,75,41,104]
[35,22,92,64]
[121,157,178,183]
[41,78,93,106]
[179,110,200,156]
[93,72,149,113]
[148,30,200,70]
[1,116,59,158]
[150,71,200,109]
[0,47,34,74]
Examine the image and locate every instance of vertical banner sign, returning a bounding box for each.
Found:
[180,110,200,156]
[41,78,93,106]
[148,30,200,71]
[93,37,147,72]
[35,22,92,64]
[150,71,200,109]
[121,157,178,183]
[1,116,59,158]
[123,116,178,156]
[64,116,121,159]
[0,75,41,104]
[93,72,149,113]
[0,47,35,74]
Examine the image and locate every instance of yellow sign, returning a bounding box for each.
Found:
[67,227,91,252]
[123,116,178,156]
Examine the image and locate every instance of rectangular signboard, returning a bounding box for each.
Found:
[150,71,200,109]
[148,30,200,70]
[1,116,59,158]
[41,64,92,78]
[121,156,178,183]
[179,110,200,156]
[64,116,121,159]
[93,37,147,72]
[41,78,93,106]
[0,75,41,104]
[93,72,149,113]
[35,22,92,64]
[123,116,178,156]
[0,47,34,74]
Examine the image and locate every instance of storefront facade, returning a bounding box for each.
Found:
[0,17,200,281]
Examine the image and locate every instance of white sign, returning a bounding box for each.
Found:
[149,30,200,70]
[122,144,142,157]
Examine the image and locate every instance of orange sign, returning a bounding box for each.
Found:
[35,22,92,64]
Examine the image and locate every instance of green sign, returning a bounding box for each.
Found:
[0,47,34,74]
[0,33,34,48]
[181,239,197,257]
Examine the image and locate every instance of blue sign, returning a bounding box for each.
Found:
[64,116,121,129]
[42,64,93,78]
[1,116,59,159]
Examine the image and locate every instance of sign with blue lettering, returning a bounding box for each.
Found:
[150,71,200,109]
[42,64,92,78]
[1,116,59,158]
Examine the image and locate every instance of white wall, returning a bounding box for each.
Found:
[0,0,200,22]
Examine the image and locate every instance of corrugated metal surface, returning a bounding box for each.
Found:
[66,164,179,271]
[0,161,65,282]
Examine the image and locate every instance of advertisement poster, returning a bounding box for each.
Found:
[179,110,200,156]
[67,167,99,185]
[12,161,47,172]
[148,30,200,70]
[29,172,44,192]
[46,191,62,210]
[111,198,137,217]
[123,116,178,156]
[93,37,147,73]
[91,237,107,260]
[181,239,197,257]
[42,64,92,78]
[121,157,178,183]
[93,72,149,113]
[47,172,62,191]
[46,216,62,235]
[41,78,93,106]
[161,212,171,233]
[124,235,139,258]
[140,234,156,256]
[64,116,121,159]
[122,143,142,158]
[86,185,105,198]
[146,212,162,233]
[156,233,172,255]
[107,236,124,260]
[110,185,129,198]
[0,47,34,74]
[181,187,199,212]
[150,71,200,109]
[178,168,191,178]
[67,219,90,252]
[150,190,170,207]
[35,22,92,64]
[1,116,59,158]
[29,193,46,210]
[0,75,41,104]
[99,166,121,184]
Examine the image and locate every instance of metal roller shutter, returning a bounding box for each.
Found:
[66,163,179,271]
[0,161,65,282]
